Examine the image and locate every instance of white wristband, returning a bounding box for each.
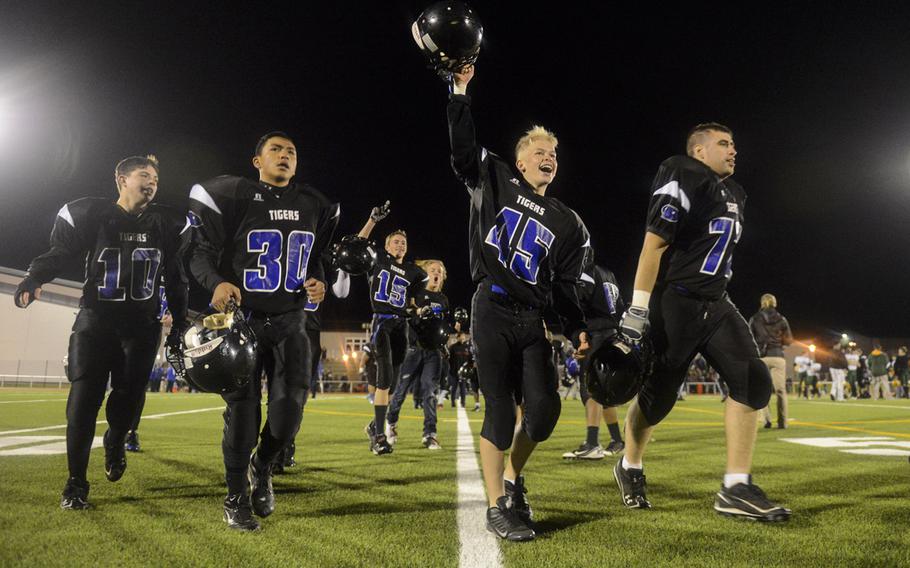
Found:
[631,290,651,310]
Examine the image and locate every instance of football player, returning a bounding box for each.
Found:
[562,257,626,460]
[616,123,791,521]
[358,204,429,455]
[386,259,449,450]
[448,66,589,541]
[185,131,337,531]
[14,155,188,510]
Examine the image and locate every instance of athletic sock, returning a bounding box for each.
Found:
[374,405,388,434]
[607,422,622,442]
[723,473,751,488]
[621,456,642,471]
[225,469,247,495]
[586,426,600,447]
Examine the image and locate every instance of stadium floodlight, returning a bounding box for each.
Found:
[342,353,349,362]
[809,344,817,353]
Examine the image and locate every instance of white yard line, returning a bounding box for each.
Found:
[456,405,502,568]
[0,406,224,435]
[806,401,910,411]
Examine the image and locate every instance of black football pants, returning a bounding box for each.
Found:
[471,283,559,451]
[371,315,409,391]
[638,286,772,425]
[65,309,160,480]
[221,310,310,493]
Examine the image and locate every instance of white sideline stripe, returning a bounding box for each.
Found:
[456,405,502,568]
[0,406,224,435]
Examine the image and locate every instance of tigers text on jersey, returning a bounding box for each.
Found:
[646,155,746,300]
[578,263,624,333]
[25,197,188,321]
[187,176,338,315]
[447,94,588,338]
[368,250,428,316]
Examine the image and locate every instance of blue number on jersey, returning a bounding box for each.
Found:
[98,247,125,300]
[484,207,555,285]
[243,229,316,293]
[98,247,163,301]
[700,217,741,277]
[603,282,620,315]
[373,269,410,308]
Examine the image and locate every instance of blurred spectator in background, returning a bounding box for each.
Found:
[794,351,811,399]
[149,363,164,393]
[164,362,176,393]
[868,342,892,400]
[749,293,793,428]
[893,347,908,399]
[829,343,848,402]
[846,346,860,398]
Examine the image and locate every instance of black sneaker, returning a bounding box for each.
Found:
[371,433,394,455]
[60,477,90,510]
[248,454,275,518]
[763,421,773,429]
[613,459,651,509]
[103,430,127,482]
[605,440,625,456]
[504,476,533,526]
[714,482,791,522]
[125,430,141,452]
[486,495,534,541]
[223,493,260,531]
[365,421,377,443]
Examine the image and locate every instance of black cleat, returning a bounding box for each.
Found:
[124,430,141,452]
[613,459,651,509]
[248,454,275,518]
[371,433,394,455]
[504,476,534,526]
[60,477,90,510]
[605,440,625,456]
[283,443,297,469]
[486,496,534,541]
[364,421,377,443]
[103,430,127,482]
[223,493,260,531]
[714,482,791,522]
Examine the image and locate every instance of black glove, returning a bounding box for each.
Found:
[14,277,41,308]
[620,306,650,344]
[370,200,391,222]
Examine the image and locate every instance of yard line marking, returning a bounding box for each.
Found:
[456,405,502,568]
[788,419,910,440]
[0,406,224,435]
[809,401,910,411]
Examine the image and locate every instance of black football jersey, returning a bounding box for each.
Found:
[187,176,338,315]
[24,197,188,321]
[645,155,746,299]
[448,338,472,371]
[368,250,428,316]
[447,94,588,338]
[578,262,624,333]
[412,289,449,316]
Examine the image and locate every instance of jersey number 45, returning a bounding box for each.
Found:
[484,207,554,285]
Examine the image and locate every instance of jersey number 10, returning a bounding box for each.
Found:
[97,247,162,302]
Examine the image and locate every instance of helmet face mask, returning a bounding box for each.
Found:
[411,1,483,79]
[413,311,454,350]
[331,235,377,276]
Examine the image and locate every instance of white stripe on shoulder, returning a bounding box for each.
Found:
[189,184,222,214]
[653,180,691,212]
[179,216,192,235]
[332,204,341,218]
[480,147,488,162]
[57,204,75,228]
[580,272,595,284]
[583,237,591,248]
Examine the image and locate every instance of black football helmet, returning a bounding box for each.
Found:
[585,336,653,407]
[457,361,477,385]
[453,307,469,328]
[167,308,258,394]
[413,312,454,350]
[411,1,483,79]
[331,235,377,276]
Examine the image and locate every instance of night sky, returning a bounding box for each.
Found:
[1,3,908,342]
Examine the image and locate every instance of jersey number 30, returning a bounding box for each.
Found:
[244,230,315,293]
[483,207,555,285]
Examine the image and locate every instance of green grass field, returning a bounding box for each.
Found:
[1,389,909,567]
